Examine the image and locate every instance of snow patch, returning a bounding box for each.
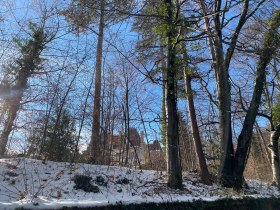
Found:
[0,158,278,209]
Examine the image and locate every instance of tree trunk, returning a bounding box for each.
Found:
[136,94,152,168]
[72,78,93,163]
[165,0,182,189]
[212,1,235,186]
[160,44,167,147]
[198,0,249,188]
[233,10,280,189]
[90,0,105,164]
[182,43,212,185]
[255,122,271,165]
[124,82,130,166]
[216,47,235,188]
[0,97,22,156]
[46,66,79,160]
[233,61,266,189]
[0,28,45,156]
[184,69,212,185]
[269,125,280,189]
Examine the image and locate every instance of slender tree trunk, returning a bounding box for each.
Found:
[39,88,57,156]
[118,129,124,165]
[90,0,105,164]
[165,0,182,189]
[104,71,115,164]
[255,122,271,165]
[136,94,152,168]
[108,71,116,165]
[125,97,130,166]
[39,68,64,156]
[182,43,212,185]
[198,0,218,81]
[47,66,79,160]
[0,97,22,156]
[269,125,280,189]
[160,44,167,147]
[100,73,105,162]
[199,0,249,188]
[215,40,235,187]
[72,78,93,163]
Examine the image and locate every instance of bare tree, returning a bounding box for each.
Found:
[181,42,212,185]
[198,0,278,188]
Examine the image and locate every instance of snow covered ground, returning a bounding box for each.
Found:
[0,158,278,210]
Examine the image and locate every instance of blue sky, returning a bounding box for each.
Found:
[0,0,278,153]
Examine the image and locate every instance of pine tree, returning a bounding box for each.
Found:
[0,23,47,156]
[27,108,77,162]
[62,0,134,164]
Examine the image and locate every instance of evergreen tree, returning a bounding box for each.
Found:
[27,108,77,162]
[0,23,47,156]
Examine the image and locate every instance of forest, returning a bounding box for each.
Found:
[0,0,279,209]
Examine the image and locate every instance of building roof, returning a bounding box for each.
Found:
[129,128,141,146]
[111,128,141,147]
[148,140,161,151]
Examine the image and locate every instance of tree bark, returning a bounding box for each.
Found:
[160,44,167,147]
[209,0,236,187]
[255,122,271,165]
[0,28,45,156]
[216,35,235,188]
[0,97,22,156]
[136,94,152,168]
[90,0,105,164]
[124,77,130,166]
[269,125,280,189]
[165,0,182,189]
[182,43,212,185]
[233,10,280,189]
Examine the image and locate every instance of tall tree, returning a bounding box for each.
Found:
[0,23,47,156]
[132,0,168,148]
[164,0,182,189]
[233,10,280,189]
[133,0,203,188]
[91,0,105,164]
[181,43,212,185]
[63,0,134,164]
[198,0,277,188]
[270,95,280,189]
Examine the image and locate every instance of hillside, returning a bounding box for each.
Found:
[0,158,278,210]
